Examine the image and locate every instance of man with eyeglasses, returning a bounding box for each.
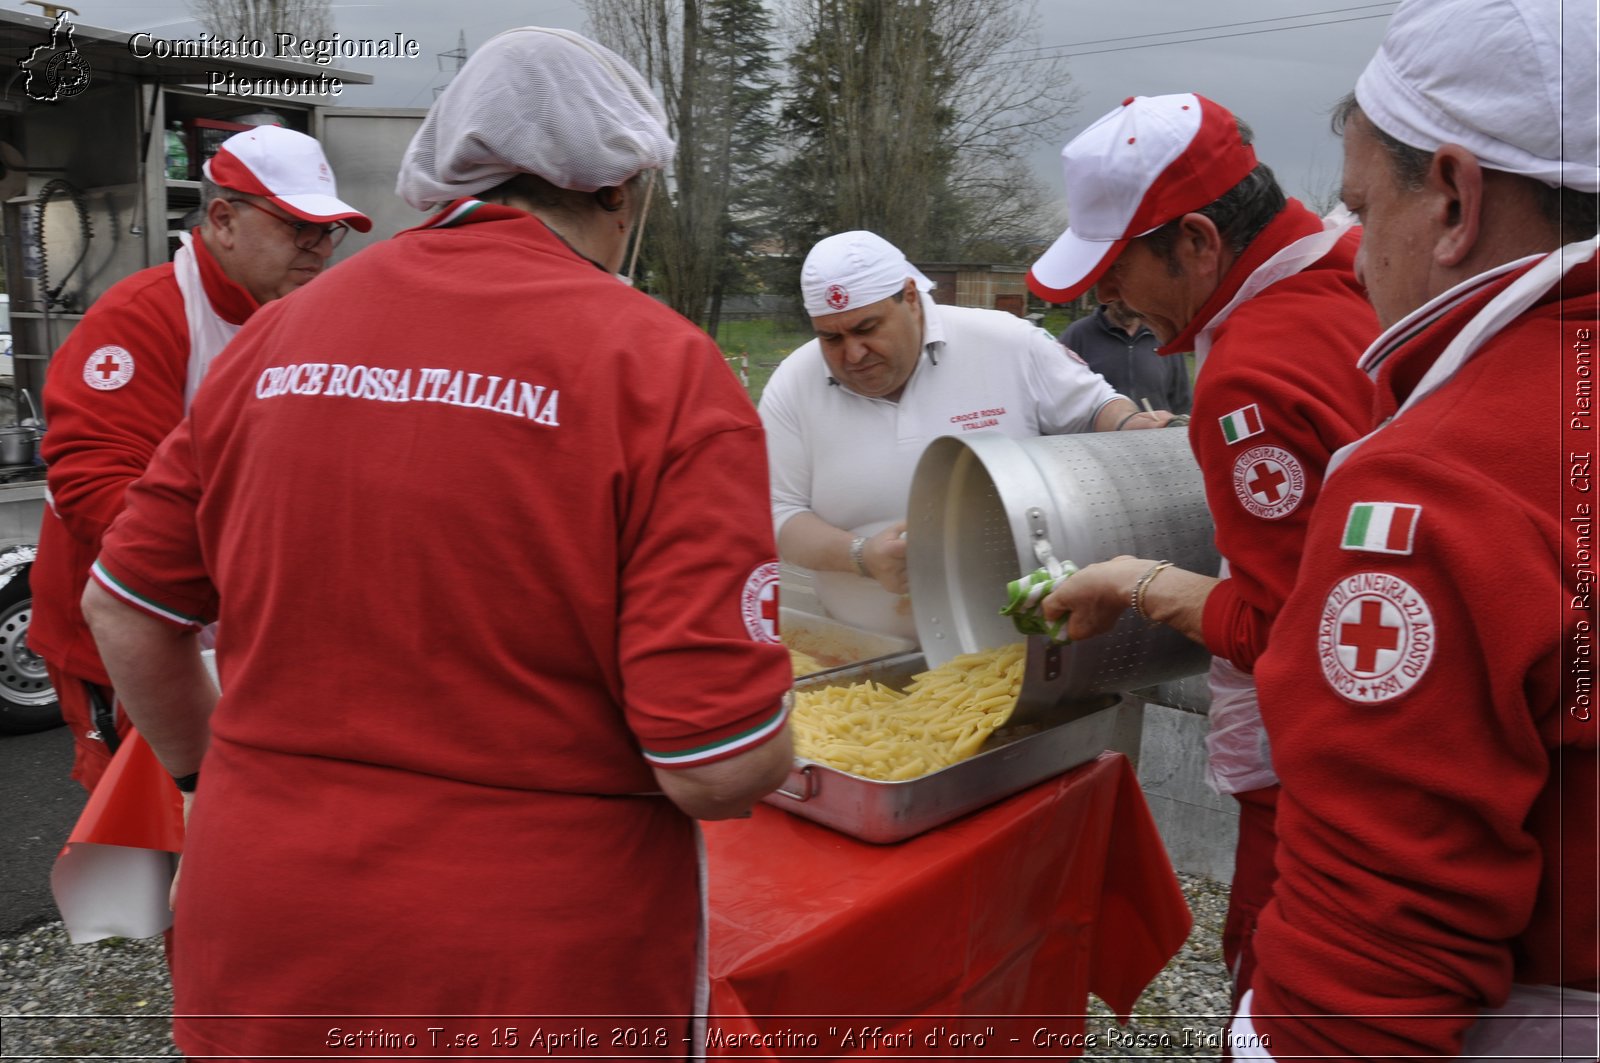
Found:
[31,125,370,792]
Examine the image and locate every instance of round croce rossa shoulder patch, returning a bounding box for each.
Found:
[1317,572,1435,704]
[84,345,136,391]
[741,561,782,644]
[1232,444,1307,520]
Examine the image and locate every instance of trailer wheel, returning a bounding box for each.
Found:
[0,563,61,735]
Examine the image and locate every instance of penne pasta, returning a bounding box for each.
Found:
[789,643,1026,781]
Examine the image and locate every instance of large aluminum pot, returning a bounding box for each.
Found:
[0,426,37,466]
[906,428,1217,721]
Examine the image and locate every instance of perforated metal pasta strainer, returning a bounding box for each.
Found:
[906,428,1218,726]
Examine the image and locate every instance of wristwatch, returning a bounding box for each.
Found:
[849,535,870,578]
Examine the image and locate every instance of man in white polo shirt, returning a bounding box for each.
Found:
[758,230,1168,640]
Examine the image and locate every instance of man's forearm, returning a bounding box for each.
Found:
[81,581,217,779]
[777,510,861,574]
[1095,397,1175,431]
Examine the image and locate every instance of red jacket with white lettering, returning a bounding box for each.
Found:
[1249,252,1600,1058]
[30,236,255,683]
[1166,203,1378,670]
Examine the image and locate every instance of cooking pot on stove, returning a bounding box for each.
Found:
[0,390,42,467]
[906,428,1217,722]
[0,424,37,466]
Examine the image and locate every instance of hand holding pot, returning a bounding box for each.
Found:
[861,521,909,595]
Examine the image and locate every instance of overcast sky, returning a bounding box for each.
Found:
[64,0,1396,226]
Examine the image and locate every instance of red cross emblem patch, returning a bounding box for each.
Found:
[741,561,782,644]
[1318,572,1434,704]
[826,284,849,311]
[1231,444,1306,520]
[84,345,135,391]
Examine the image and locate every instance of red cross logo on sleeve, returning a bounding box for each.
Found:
[741,561,783,644]
[1232,444,1306,519]
[82,345,135,391]
[1319,576,1434,704]
[1339,599,1400,673]
[759,582,780,638]
[1247,461,1288,505]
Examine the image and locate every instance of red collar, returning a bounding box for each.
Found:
[1158,199,1324,355]
[192,230,260,326]
[405,198,609,272]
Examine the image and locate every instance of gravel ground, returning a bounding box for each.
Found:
[0,873,1231,1061]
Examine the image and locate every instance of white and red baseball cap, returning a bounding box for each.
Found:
[204,125,372,232]
[1028,93,1256,303]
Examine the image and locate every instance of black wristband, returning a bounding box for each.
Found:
[172,771,199,793]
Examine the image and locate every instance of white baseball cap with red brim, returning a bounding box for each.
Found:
[1028,93,1257,304]
[203,124,372,232]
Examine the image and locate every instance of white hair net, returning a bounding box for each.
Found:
[396,27,676,210]
[1356,0,1598,193]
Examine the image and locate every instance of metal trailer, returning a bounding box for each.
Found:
[0,7,425,732]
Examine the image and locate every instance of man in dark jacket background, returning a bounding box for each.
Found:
[1059,302,1192,415]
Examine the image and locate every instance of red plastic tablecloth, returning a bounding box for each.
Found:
[702,752,1191,1059]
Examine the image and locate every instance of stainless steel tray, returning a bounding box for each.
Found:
[766,652,1122,843]
[780,606,916,674]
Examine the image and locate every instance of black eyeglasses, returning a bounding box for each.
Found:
[227,198,349,251]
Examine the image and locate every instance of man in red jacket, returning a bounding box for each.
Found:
[30,126,370,790]
[1228,0,1599,1057]
[1031,94,1378,1021]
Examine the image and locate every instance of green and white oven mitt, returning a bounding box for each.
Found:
[999,560,1077,643]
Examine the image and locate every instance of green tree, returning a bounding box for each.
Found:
[774,0,1079,266]
[584,0,781,331]
[777,0,959,259]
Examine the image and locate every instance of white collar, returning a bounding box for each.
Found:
[1328,236,1600,479]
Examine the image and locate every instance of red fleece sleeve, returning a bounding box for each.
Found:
[1188,284,1374,669]
[1200,577,1271,670]
[42,272,189,549]
[93,416,217,630]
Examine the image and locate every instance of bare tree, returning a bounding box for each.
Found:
[187,0,334,42]
[1302,155,1346,218]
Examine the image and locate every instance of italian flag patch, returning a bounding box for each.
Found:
[1218,404,1264,444]
[1341,502,1420,555]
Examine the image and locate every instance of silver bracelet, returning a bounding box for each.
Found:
[1131,560,1174,622]
[849,535,870,578]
